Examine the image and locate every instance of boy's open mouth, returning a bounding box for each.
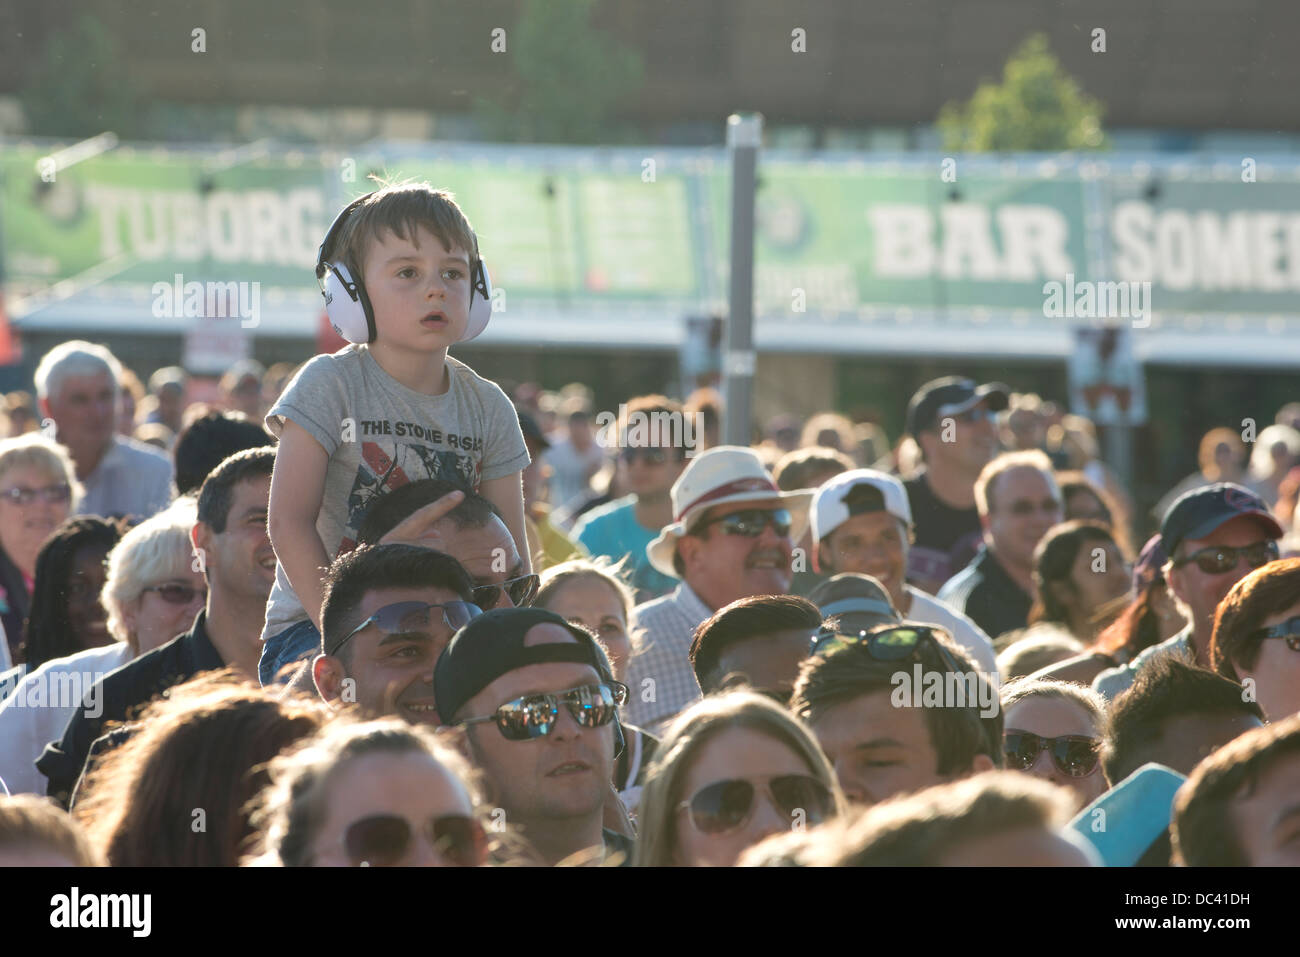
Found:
[421,311,448,327]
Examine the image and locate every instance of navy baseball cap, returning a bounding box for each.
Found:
[905,377,1010,438]
[434,607,613,724]
[1159,483,1283,558]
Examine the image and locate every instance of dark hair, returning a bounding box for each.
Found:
[790,626,1003,775]
[196,447,276,533]
[1210,557,1300,680]
[1092,578,1167,660]
[21,517,123,669]
[772,446,856,492]
[1057,472,1132,554]
[1101,654,1264,785]
[173,411,274,495]
[1028,520,1119,629]
[1172,712,1300,866]
[320,544,475,655]
[690,594,822,694]
[355,478,501,546]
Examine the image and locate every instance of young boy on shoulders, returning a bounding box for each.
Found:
[259,180,531,685]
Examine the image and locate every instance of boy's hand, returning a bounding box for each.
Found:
[377,490,465,548]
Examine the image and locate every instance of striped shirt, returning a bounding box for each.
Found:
[623,582,713,733]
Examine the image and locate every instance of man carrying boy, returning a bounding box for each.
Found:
[261,181,531,684]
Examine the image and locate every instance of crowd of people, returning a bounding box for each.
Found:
[2,180,1299,869]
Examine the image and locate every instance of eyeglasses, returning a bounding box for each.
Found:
[676,775,834,835]
[337,600,482,653]
[343,813,486,867]
[620,447,679,466]
[694,508,792,538]
[811,623,963,674]
[140,583,207,606]
[471,573,539,610]
[0,483,72,506]
[1248,615,1300,651]
[1172,540,1279,575]
[458,681,627,741]
[1004,732,1100,777]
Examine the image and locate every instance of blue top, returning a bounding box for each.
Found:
[571,496,678,601]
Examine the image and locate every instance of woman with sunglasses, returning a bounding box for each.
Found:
[0,434,81,668]
[0,503,199,795]
[634,691,845,866]
[1210,557,1300,722]
[534,559,659,813]
[248,717,490,867]
[1000,677,1109,811]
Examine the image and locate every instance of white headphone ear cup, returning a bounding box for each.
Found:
[321,262,371,344]
[461,260,493,342]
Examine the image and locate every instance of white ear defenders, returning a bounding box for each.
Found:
[315,192,494,344]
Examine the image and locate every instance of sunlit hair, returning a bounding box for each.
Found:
[974,449,1058,517]
[74,672,329,866]
[102,499,198,652]
[535,557,638,649]
[0,433,83,509]
[33,340,124,403]
[632,691,845,867]
[245,716,487,867]
[1211,557,1300,682]
[1000,676,1106,730]
[1249,424,1300,480]
[0,794,103,866]
[800,412,857,456]
[331,178,479,288]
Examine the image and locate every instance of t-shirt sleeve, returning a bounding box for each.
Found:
[264,354,349,458]
[474,375,531,482]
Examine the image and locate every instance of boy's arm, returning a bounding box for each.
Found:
[267,419,332,631]
[479,470,532,575]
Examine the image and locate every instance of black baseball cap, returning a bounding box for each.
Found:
[434,607,613,724]
[905,377,1010,438]
[1159,482,1283,558]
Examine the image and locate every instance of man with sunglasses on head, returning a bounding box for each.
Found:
[436,606,632,866]
[37,448,277,806]
[261,477,537,687]
[1094,482,1283,700]
[626,447,812,732]
[938,450,1062,642]
[571,395,690,602]
[313,543,481,726]
[791,621,1002,807]
[902,377,1010,596]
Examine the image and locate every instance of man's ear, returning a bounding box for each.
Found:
[38,396,51,420]
[676,535,701,573]
[313,654,345,703]
[191,522,211,554]
[815,541,831,575]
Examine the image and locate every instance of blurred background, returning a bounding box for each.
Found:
[1,0,1299,529]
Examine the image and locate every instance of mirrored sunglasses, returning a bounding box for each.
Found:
[1004,732,1099,777]
[471,573,539,610]
[677,775,833,834]
[696,508,792,538]
[459,681,627,741]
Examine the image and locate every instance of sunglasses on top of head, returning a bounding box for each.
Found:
[811,623,963,674]
[694,508,792,539]
[1172,540,1278,575]
[457,681,627,741]
[471,573,539,610]
[342,813,486,867]
[336,599,482,654]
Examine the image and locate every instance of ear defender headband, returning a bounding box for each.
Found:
[315,192,494,345]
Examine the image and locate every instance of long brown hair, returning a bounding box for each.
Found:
[74,671,329,866]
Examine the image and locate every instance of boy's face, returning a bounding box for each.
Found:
[361,225,473,351]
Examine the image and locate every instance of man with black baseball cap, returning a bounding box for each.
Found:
[1094,482,1283,699]
[436,607,632,865]
[903,376,1010,595]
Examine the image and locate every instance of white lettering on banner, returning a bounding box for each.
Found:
[84,185,325,266]
[1112,201,1300,292]
[868,203,1073,282]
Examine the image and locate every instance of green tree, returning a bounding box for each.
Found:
[19,15,145,139]
[937,33,1105,152]
[475,0,644,144]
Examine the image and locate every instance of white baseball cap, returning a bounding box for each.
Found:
[811,469,913,548]
[646,446,812,578]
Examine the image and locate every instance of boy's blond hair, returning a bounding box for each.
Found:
[332,179,480,283]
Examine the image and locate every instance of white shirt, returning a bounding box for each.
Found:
[0,642,133,795]
[904,585,1001,685]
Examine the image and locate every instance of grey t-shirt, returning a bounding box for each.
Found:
[260,346,529,642]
